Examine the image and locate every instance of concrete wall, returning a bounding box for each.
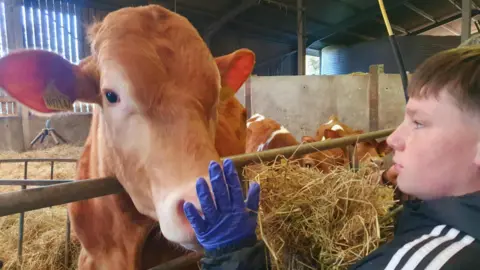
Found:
[235,69,407,141]
[0,113,92,152]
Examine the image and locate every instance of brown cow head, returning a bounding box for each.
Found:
[0,5,255,250]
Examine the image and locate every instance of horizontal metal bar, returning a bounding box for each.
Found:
[0,128,394,216]
[230,128,394,168]
[0,180,73,186]
[0,177,124,216]
[0,158,77,163]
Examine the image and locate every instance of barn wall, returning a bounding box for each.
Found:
[235,70,408,140]
[0,114,91,152]
[0,117,24,152]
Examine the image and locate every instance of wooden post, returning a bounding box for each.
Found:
[368,64,383,132]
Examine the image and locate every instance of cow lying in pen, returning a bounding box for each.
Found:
[0,4,255,269]
[245,113,392,173]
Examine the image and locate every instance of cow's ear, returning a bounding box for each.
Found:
[215,49,255,101]
[0,50,99,113]
[324,129,341,139]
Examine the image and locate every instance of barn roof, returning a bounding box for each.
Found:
[85,0,480,53]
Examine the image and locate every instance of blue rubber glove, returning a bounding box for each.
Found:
[183,158,261,252]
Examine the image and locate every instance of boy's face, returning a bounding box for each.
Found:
[387,90,480,200]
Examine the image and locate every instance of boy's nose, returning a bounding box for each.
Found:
[386,132,405,152]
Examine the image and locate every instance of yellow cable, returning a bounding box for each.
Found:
[378,0,394,36]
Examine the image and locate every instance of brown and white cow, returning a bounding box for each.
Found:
[245,113,299,153]
[314,115,392,168]
[245,113,349,173]
[0,5,255,269]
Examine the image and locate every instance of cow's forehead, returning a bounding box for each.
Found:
[88,5,221,109]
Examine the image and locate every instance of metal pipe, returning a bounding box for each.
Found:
[0,180,73,185]
[50,161,54,180]
[0,158,77,163]
[65,212,70,267]
[0,128,394,216]
[17,161,28,263]
[0,177,124,217]
[377,0,409,103]
[230,128,394,168]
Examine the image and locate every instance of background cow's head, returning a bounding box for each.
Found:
[0,5,255,250]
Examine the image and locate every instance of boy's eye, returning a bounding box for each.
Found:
[413,120,424,129]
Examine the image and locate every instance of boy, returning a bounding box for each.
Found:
[183,46,480,269]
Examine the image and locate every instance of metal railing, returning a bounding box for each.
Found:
[0,128,396,269]
[0,158,78,267]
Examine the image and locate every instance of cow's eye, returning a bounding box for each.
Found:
[105,91,119,103]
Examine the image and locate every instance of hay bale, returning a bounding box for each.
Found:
[243,157,396,270]
[0,206,81,270]
[0,145,83,269]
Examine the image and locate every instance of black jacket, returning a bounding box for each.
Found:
[200,191,480,270]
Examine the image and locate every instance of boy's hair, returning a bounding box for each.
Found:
[408,46,480,114]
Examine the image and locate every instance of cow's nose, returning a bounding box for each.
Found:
[371,157,384,167]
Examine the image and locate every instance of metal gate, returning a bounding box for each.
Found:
[0,158,77,267]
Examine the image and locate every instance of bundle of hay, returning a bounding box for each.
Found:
[244,157,397,270]
[0,206,81,270]
[0,145,83,269]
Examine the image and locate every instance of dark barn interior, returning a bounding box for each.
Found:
[1,0,479,76]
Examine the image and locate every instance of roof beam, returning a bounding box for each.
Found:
[203,0,258,44]
[408,10,480,35]
[307,0,410,47]
[404,2,459,35]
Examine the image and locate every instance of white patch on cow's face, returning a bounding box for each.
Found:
[257,125,290,151]
[98,55,220,249]
[331,124,344,131]
[98,59,159,216]
[321,136,326,141]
